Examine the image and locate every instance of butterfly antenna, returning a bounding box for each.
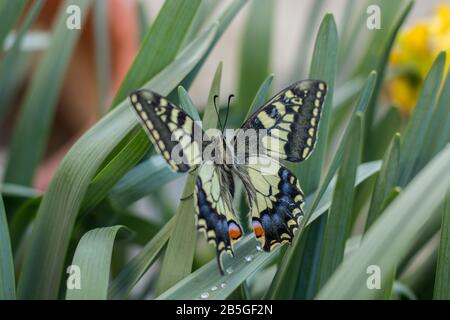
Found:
[213,94,223,131]
[223,94,234,133]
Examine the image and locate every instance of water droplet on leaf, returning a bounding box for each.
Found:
[200,292,209,299]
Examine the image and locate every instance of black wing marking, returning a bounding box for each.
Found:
[129,89,205,172]
[239,80,327,162]
[234,155,304,251]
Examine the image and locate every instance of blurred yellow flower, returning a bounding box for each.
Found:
[388,4,450,114]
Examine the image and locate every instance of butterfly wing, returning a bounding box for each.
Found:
[234,155,304,251]
[129,90,204,172]
[195,161,243,273]
[239,80,327,162]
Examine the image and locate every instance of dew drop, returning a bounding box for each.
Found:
[220,282,227,289]
[256,245,263,252]
[226,267,234,274]
[211,286,218,291]
[200,292,209,299]
[244,255,253,262]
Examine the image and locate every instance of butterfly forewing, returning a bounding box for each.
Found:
[240,80,327,162]
[129,90,204,172]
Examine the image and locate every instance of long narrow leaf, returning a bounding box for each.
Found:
[5,0,93,186]
[0,0,27,47]
[365,133,400,230]
[111,0,201,107]
[398,52,446,186]
[434,193,450,299]
[66,226,127,299]
[109,217,175,299]
[0,194,15,299]
[317,113,363,288]
[317,145,450,299]
[294,14,338,193]
[0,0,44,120]
[236,0,273,121]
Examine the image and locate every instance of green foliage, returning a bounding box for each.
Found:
[0,194,15,299]
[5,0,93,186]
[0,0,449,300]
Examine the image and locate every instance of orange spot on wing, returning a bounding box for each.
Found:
[252,220,265,238]
[228,222,242,240]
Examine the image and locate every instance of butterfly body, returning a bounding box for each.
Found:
[129,80,327,274]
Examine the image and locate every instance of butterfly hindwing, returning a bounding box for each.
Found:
[240,80,327,162]
[194,161,243,274]
[234,155,304,251]
[130,90,204,172]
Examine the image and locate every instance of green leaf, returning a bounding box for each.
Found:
[0,183,39,199]
[310,72,377,217]
[178,86,201,121]
[180,0,248,90]
[268,71,377,299]
[294,14,338,193]
[17,23,218,300]
[109,218,174,299]
[136,0,150,41]
[180,0,218,49]
[93,0,111,112]
[419,67,450,166]
[157,161,381,300]
[0,0,27,47]
[308,161,381,225]
[9,197,41,252]
[244,74,274,121]
[276,15,338,299]
[399,52,446,186]
[110,156,179,208]
[0,0,44,120]
[0,194,15,299]
[81,129,148,212]
[4,0,93,186]
[111,0,202,107]
[434,193,450,299]
[368,105,403,160]
[114,213,161,246]
[236,0,273,122]
[292,0,325,78]
[365,133,400,230]
[65,226,127,300]
[362,1,413,160]
[155,62,222,295]
[317,145,450,299]
[317,113,363,288]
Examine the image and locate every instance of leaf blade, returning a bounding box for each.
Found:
[65,226,126,300]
